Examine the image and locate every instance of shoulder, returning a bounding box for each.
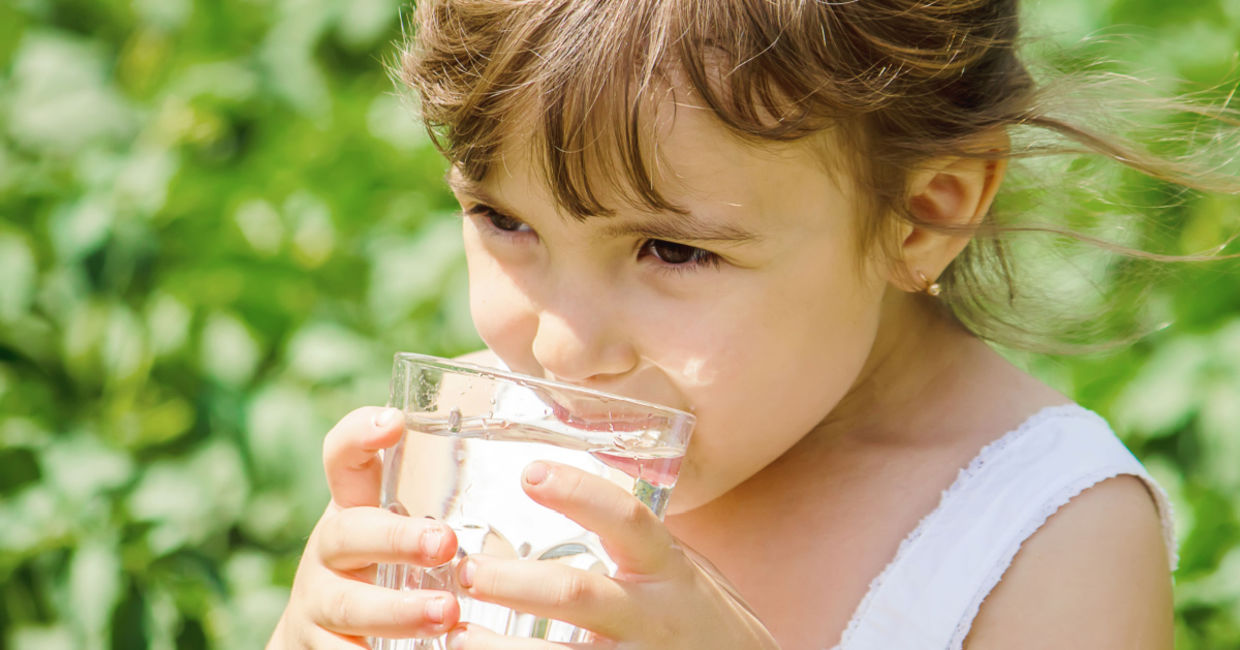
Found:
[963,474,1174,650]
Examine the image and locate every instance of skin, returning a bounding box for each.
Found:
[269,90,1174,649]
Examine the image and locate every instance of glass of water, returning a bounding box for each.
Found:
[371,352,695,650]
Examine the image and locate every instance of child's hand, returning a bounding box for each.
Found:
[444,461,780,650]
[268,407,461,649]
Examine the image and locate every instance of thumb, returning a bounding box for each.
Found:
[322,406,404,509]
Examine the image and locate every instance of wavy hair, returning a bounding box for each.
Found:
[399,0,1239,351]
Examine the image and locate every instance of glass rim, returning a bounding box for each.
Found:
[393,351,696,422]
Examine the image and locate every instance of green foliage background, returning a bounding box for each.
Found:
[0,0,1237,648]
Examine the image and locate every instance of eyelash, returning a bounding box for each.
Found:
[464,204,722,274]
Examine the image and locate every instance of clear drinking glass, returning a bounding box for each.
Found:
[371,353,695,649]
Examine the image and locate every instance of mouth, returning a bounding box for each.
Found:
[546,397,673,433]
[494,366,694,437]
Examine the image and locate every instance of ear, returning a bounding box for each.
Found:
[891,132,1009,292]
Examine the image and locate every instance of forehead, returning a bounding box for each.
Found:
[456,89,853,234]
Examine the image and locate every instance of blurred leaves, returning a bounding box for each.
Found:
[0,0,474,647]
[0,0,1237,649]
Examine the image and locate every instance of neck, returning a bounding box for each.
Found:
[668,287,1067,526]
[808,288,983,450]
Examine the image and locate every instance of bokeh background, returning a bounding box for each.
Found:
[0,0,1237,648]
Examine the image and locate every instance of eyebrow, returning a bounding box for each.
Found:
[447,173,512,214]
[598,213,762,244]
[446,172,763,245]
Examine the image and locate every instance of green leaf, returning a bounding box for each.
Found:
[199,312,262,388]
[366,218,465,327]
[0,485,66,555]
[67,540,122,648]
[128,441,249,556]
[0,447,40,494]
[7,624,76,650]
[0,233,37,322]
[1111,336,1209,438]
[6,31,137,153]
[285,321,378,383]
[41,432,133,505]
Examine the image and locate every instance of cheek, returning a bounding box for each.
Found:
[661,267,885,512]
[463,231,537,364]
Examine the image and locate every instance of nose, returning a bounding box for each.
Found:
[530,306,639,384]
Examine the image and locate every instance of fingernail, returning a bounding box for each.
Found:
[421,527,443,558]
[458,558,475,589]
[524,462,548,486]
[425,596,447,624]
[373,408,400,429]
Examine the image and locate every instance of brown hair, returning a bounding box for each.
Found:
[399,0,1239,351]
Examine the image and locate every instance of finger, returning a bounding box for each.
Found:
[445,623,607,650]
[456,555,633,640]
[316,507,458,571]
[272,615,374,649]
[308,627,372,649]
[521,461,681,576]
[312,578,459,639]
[323,406,405,508]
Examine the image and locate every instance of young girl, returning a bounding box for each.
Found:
[268,1,1231,647]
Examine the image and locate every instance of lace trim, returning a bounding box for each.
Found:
[828,404,1091,650]
[945,467,1172,650]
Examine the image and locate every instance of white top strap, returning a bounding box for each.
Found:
[834,405,1177,650]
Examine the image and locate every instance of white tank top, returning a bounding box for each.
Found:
[830,405,1178,650]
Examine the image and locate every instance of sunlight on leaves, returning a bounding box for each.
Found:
[366,218,465,326]
[233,199,284,257]
[7,32,136,152]
[0,233,37,321]
[286,321,378,382]
[68,539,122,648]
[128,441,249,556]
[201,312,262,387]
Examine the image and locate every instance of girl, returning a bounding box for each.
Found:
[270,1,1234,648]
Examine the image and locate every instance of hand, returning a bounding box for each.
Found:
[268,407,462,649]
[443,461,780,649]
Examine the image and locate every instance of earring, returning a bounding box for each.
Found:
[917,271,943,297]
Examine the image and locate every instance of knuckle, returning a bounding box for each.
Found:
[314,530,340,564]
[323,587,356,628]
[384,518,419,558]
[327,407,367,439]
[558,470,589,503]
[325,407,380,446]
[618,498,650,529]
[385,594,422,631]
[347,405,380,424]
[290,628,317,650]
[314,511,350,561]
[306,522,331,555]
[553,572,593,609]
[474,561,501,595]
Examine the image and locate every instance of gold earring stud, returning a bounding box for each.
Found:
[917,271,942,297]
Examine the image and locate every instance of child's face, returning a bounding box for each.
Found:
[451,103,892,513]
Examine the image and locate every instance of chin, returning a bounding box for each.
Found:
[664,468,729,515]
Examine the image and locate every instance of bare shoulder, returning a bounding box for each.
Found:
[964,474,1174,650]
[454,348,503,368]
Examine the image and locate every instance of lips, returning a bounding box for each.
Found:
[547,397,669,433]
[514,370,693,437]
[553,404,669,434]
[589,449,684,486]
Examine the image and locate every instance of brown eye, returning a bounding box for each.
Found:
[467,205,530,234]
[488,211,525,232]
[646,240,701,265]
